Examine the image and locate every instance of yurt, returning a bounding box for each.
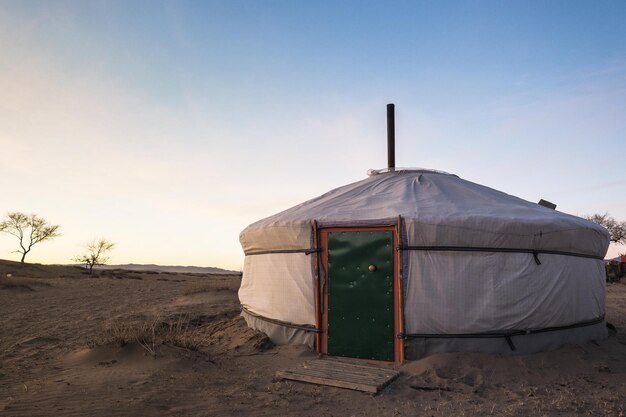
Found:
[238,107,609,362]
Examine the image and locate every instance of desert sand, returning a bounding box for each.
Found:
[1,259,624,417]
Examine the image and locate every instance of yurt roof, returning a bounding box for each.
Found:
[240,169,608,258]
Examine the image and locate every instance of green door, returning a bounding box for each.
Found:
[327,230,394,361]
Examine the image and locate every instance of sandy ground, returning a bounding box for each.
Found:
[1,259,625,417]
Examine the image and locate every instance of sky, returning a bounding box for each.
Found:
[1,1,625,270]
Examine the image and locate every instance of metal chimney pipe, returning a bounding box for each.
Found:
[387,103,395,170]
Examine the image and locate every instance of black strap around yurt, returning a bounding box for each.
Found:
[398,245,603,264]
[244,248,320,256]
[241,306,320,333]
[245,246,602,262]
[402,315,605,351]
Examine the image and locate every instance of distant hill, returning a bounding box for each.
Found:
[96,263,241,275]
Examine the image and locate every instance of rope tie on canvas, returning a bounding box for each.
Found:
[532,251,541,265]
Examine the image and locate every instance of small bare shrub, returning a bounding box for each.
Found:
[73,238,114,274]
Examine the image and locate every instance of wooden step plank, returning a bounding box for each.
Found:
[276,358,401,394]
[301,359,394,375]
[278,368,400,393]
[323,355,397,370]
[305,361,397,379]
[276,370,379,393]
[312,358,398,376]
[300,365,396,383]
[304,361,397,377]
[278,369,393,393]
[281,368,389,385]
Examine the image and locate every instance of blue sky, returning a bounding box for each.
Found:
[1,1,625,268]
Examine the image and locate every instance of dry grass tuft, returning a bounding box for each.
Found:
[0,279,34,291]
[92,313,205,355]
[0,276,53,291]
[183,280,238,295]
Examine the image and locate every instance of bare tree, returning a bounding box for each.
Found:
[0,212,61,263]
[74,238,115,274]
[585,213,626,245]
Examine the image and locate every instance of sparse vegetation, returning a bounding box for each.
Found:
[0,275,53,291]
[73,238,115,274]
[91,314,204,355]
[0,278,34,291]
[0,212,60,263]
[182,279,238,295]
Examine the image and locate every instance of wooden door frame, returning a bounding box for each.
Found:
[316,226,404,363]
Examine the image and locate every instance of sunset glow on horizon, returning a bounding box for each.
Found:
[1,1,626,269]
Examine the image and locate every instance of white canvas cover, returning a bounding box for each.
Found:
[238,253,314,325]
[404,252,606,334]
[238,170,609,353]
[240,170,608,256]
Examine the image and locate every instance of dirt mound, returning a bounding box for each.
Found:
[89,311,271,360]
[398,343,626,415]
[65,342,174,369]
[201,315,273,356]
